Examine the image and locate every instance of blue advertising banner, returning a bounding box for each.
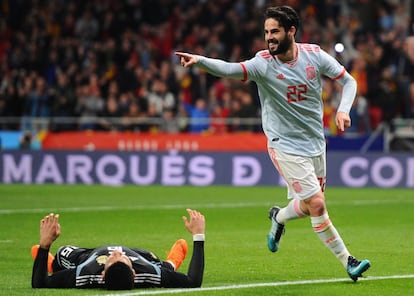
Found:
[0,151,413,188]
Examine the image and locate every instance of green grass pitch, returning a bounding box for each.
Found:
[0,185,413,295]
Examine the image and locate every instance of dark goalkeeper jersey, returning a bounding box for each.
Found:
[32,242,204,289]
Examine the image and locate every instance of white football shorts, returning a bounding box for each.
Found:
[268,147,326,200]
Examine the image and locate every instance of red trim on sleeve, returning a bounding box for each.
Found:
[240,63,247,82]
[332,68,346,80]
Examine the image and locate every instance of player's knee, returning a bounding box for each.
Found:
[303,192,326,216]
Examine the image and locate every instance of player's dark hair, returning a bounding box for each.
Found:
[265,6,300,36]
[104,262,134,290]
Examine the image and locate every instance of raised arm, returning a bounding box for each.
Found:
[175,52,246,80]
[32,213,75,288]
[183,209,205,287]
[160,209,206,288]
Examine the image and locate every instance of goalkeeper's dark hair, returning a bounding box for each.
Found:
[265,6,300,36]
[104,262,134,290]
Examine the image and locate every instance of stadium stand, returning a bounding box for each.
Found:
[0,0,413,139]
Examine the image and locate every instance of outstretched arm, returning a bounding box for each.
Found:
[175,52,246,80]
[160,209,205,288]
[32,213,73,288]
[32,213,60,288]
[183,209,205,287]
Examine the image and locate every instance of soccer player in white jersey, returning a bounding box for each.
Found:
[176,5,370,281]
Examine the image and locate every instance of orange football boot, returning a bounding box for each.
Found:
[31,245,55,273]
[166,239,188,271]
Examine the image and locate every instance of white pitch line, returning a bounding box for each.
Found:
[0,202,269,215]
[1,199,413,215]
[97,274,414,296]
[0,240,12,243]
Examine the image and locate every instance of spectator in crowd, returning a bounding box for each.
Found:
[19,130,32,149]
[237,89,259,132]
[160,108,180,133]
[99,94,121,131]
[75,9,99,46]
[402,36,414,118]
[147,78,176,116]
[209,103,228,134]
[348,89,371,134]
[322,78,338,136]
[184,98,210,133]
[75,84,105,131]
[22,76,50,131]
[49,72,77,131]
[145,102,162,132]
[228,99,243,132]
[373,65,399,125]
[0,74,23,130]
[121,100,147,132]
[175,94,190,132]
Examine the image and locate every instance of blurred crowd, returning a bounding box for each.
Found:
[0,0,413,135]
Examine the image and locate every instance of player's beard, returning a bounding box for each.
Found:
[268,34,292,55]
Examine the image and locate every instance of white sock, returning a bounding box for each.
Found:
[276,199,308,224]
[311,213,350,268]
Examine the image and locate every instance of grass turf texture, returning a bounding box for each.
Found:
[0,185,413,296]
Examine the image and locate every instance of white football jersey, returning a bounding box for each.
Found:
[196,43,354,157]
[241,44,346,157]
